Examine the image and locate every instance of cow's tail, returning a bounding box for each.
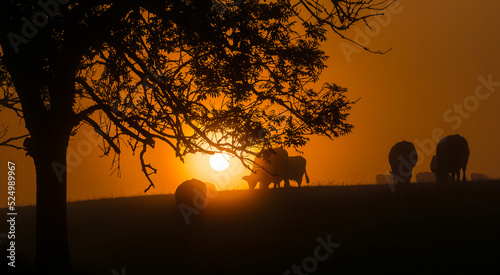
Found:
[305,169,310,184]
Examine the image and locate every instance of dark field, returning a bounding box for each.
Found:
[2,181,500,274]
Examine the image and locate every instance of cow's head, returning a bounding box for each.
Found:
[242,175,258,190]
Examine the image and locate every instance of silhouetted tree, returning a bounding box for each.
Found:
[0,0,393,273]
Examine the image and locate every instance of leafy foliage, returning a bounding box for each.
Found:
[0,0,393,191]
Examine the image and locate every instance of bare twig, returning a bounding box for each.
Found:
[0,130,29,151]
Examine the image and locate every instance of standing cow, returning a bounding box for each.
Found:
[286,156,310,187]
[243,148,290,190]
[388,141,418,184]
[431,134,469,183]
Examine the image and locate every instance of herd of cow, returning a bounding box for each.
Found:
[386,134,473,185]
[241,134,482,189]
[243,133,486,189]
[176,134,487,204]
[174,134,490,212]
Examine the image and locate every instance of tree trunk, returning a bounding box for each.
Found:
[32,131,72,274]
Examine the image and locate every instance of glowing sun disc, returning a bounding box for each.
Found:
[209,153,230,171]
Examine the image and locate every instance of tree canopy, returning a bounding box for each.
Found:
[1,0,392,191]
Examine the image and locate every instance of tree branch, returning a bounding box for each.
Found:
[0,128,29,151]
[82,116,121,155]
[140,144,157,193]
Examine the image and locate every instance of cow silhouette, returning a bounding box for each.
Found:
[375,174,393,184]
[243,150,311,189]
[415,172,437,183]
[243,148,290,190]
[388,141,418,184]
[431,134,469,183]
[175,179,215,225]
[175,178,208,210]
[470,173,489,181]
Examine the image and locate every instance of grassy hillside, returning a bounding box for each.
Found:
[2,181,500,274]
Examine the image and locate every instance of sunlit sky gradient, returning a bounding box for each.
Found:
[1,0,500,206]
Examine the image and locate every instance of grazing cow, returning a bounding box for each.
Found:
[175,179,216,225]
[415,172,437,183]
[175,178,208,209]
[243,151,310,189]
[243,148,290,190]
[388,141,418,184]
[431,134,469,183]
[287,156,310,187]
[470,173,489,181]
[375,174,393,184]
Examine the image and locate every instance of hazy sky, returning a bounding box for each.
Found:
[1,0,500,206]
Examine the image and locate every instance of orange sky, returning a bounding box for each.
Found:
[1,0,500,206]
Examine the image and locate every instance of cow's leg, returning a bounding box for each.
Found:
[452,169,459,182]
[462,166,467,182]
[284,178,290,188]
[456,169,461,182]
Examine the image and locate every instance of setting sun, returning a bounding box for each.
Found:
[209,153,231,171]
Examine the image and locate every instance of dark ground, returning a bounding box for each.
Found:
[1,181,500,274]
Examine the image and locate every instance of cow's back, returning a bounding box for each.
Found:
[436,135,469,169]
[389,141,417,168]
